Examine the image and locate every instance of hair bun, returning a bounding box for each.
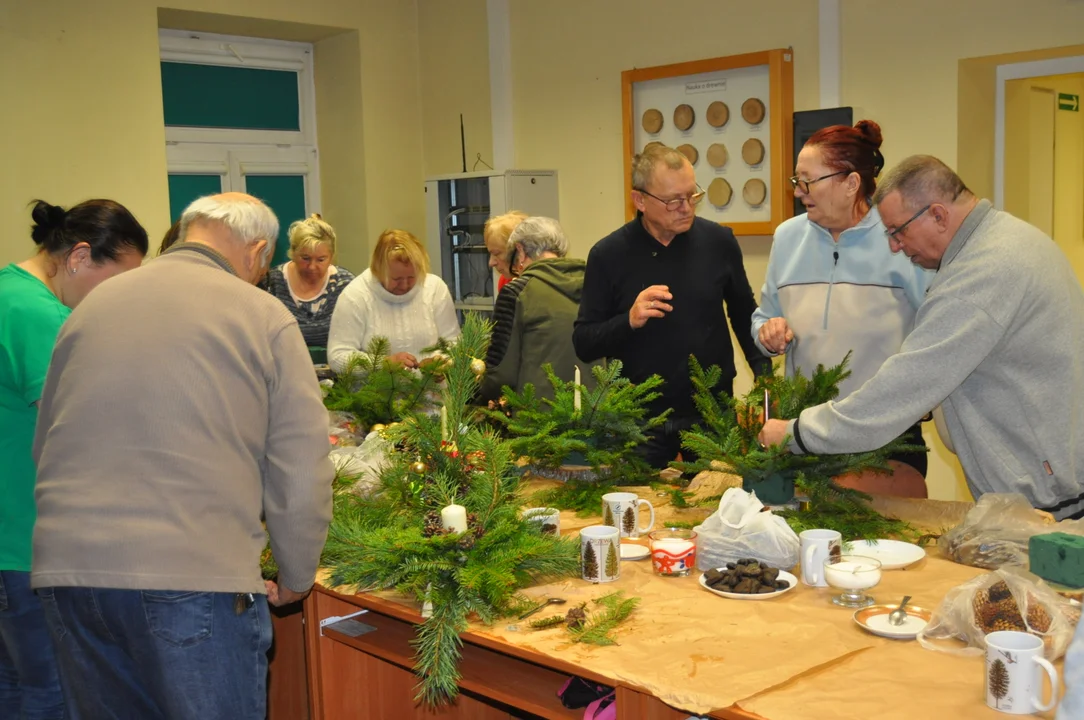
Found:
[854,119,883,149]
[29,200,67,246]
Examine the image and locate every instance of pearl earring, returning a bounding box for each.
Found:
[70,268,77,275]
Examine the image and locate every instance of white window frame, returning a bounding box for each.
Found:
[158,29,318,147]
[166,144,322,217]
[160,29,322,217]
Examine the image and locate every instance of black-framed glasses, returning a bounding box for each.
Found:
[789,171,847,194]
[638,185,705,211]
[885,204,932,240]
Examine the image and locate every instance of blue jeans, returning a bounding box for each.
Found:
[0,570,66,720]
[37,587,272,720]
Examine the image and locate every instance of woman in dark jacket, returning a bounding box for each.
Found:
[479,216,599,402]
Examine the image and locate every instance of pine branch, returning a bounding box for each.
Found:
[569,591,640,646]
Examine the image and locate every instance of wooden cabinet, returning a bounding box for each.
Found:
[267,586,757,720]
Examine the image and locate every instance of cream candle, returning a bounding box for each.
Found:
[441,504,467,533]
[573,366,582,413]
[651,538,696,555]
[824,560,882,590]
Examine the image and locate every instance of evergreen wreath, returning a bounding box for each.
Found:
[677,353,926,541]
[320,314,582,705]
[487,361,669,485]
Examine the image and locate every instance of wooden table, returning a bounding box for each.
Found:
[267,491,1062,719]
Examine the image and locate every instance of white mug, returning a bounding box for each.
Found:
[601,492,655,539]
[522,507,560,536]
[799,529,842,587]
[984,631,1059,715]
[580,525,620,583]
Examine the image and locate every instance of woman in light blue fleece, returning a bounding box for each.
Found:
[751,120,932,495]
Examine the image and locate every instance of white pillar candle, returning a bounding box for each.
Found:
[440,405,448,442]
[824,561,881,590]
[573,366,582,413]
[440,504,468,534]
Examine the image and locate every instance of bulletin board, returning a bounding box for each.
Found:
[621,49,795,236]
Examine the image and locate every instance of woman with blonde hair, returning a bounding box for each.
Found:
[484,210,527,292]
[264,214,355,348]
[328,229,459,371]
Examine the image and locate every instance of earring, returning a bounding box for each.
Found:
[69,268,77,275]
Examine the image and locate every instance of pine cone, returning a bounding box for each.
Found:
[457,533,476,550]
[1026,602,1052,633]
[467,512,485,539]
[988,580,1012,604]
[422,511,445,538]
[566,604,587,630]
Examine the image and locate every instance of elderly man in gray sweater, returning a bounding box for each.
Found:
[760,155,1084,521]
[32,193,334,719]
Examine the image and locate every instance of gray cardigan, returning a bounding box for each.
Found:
[788,200,1084,519]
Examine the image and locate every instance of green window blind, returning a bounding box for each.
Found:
[167,174,223,224]
[246,175,307,267]
[161,62,300,131]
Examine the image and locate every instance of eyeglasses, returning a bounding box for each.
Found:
[638,185,706,212]
[885,204,932,240]
[789,171,847,194]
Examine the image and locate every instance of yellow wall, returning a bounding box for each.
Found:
[417,0,493,177]
[507,0,821,262]
[842,0,1084,169]
[0,0,426,274]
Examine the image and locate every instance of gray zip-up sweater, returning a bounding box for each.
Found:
[787,200,1084,520]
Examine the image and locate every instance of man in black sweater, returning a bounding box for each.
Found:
[573,145,770,468]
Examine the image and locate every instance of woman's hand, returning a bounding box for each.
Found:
[387,352,419,369]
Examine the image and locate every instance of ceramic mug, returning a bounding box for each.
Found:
[601,492,655,539]
[580,525,620,583]
[984,631,1059,714]
[522,507,560,536]
[799,528,842,587]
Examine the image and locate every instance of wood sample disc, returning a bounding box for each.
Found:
[642,141,665,153]
[708,178,733,207]
[642,108,663,134]
[706,143,728,168]
[673,104,695,131]
[706,101,730,128]
[741,98,766,125]
[743,178,767,206]
[676,143,698,165]
[742,138,765,166]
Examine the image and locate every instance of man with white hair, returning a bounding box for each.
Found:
[31,193,334,718]
[760,156,1084,520]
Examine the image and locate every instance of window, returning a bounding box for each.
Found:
[160,30,321,267]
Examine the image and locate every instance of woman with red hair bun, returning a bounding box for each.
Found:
[751,120,933,496]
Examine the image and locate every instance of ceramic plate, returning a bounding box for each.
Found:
[698,570,798,601]
[853,604,933,639]
[620,543,650,561]
[844,539,926,570]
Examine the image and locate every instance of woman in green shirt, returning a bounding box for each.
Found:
[0,198,147,718]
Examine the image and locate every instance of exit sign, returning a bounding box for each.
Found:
[1059,93,1080,112]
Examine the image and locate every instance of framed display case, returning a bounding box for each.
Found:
[622,49,795,236]
[424,170,559,320]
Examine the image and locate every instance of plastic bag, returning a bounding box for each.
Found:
[939,493,1084,569]
[328,410,363,448]
[328,431,391,498]
[917,566,1080,660]
[694,487,800,571]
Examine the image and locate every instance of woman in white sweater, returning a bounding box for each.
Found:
[328,229,460,373]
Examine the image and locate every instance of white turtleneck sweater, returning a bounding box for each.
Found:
[327,269,461,373]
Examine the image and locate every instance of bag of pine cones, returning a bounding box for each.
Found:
[917,567,1080,659]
